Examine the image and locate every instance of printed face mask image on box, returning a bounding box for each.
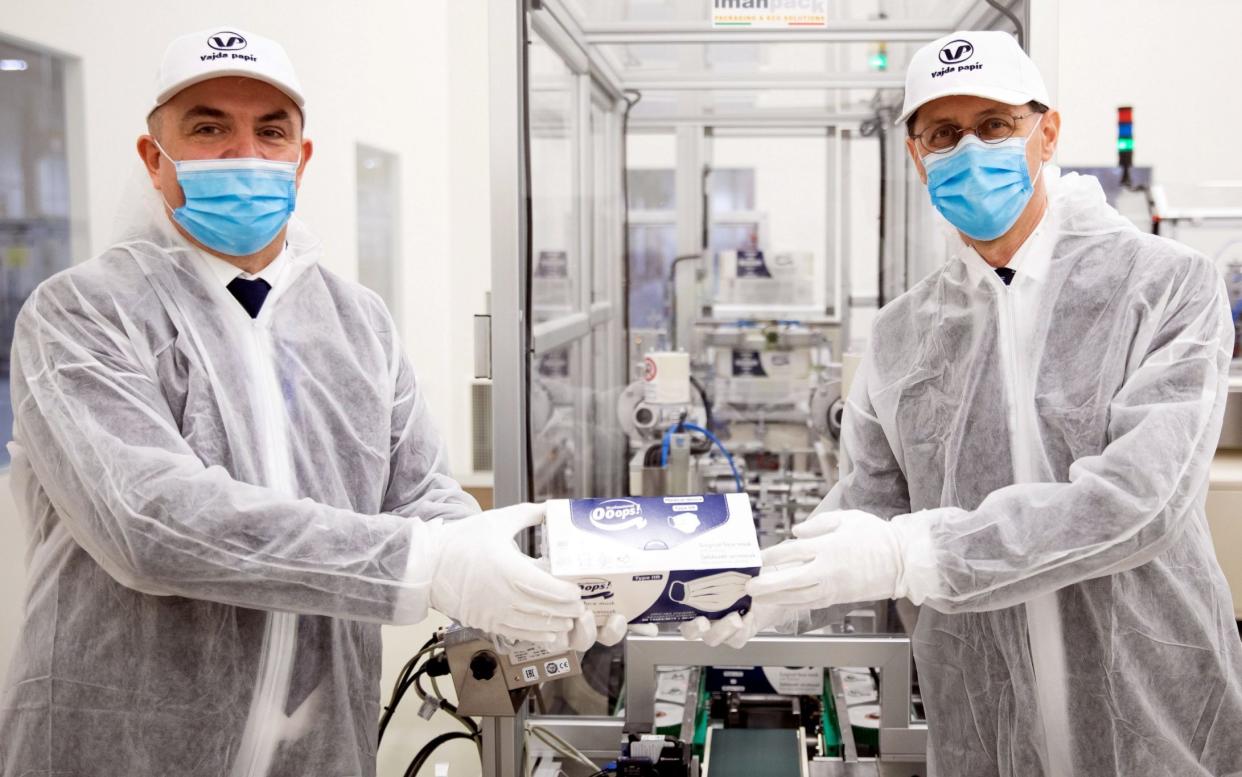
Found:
[545,493,762,625]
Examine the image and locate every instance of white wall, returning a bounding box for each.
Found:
[712,134,831,308]
[446,0,495,486]
[1054,0,1242,262]
[0,2,483,775]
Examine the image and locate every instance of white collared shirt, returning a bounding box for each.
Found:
[198,245,291,292]
[950,169,1060,364]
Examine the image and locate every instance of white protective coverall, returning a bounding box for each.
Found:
[823,169,1242,776]
[0,195,479,776]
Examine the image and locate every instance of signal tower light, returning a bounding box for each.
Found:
[1117,106,1134,186]
[869,42,889,71]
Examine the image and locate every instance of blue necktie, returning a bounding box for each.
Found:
[995,267,1016,286]
[227,276,271,318]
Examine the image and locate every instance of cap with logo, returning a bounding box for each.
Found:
[151,27,305,117]
[896,30,1049,126]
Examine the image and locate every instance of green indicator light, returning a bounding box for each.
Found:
[869,52,888,71]
[1117,138,1134,152]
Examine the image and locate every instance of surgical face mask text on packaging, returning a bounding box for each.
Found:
[154,139,299,256]
[668,571,751,613]
[923,116,1044,241]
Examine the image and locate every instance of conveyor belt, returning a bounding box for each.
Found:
[703,727,804,777]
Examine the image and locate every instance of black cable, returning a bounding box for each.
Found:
[859,114,887,307]
[665,253,702,348]
[689,374,713,433]
[412,664,481,739]
[402,731,479,777]
[643,442,663,467]
[984,0,1025,49]
[379,635,440,744]
[520,6,536,504]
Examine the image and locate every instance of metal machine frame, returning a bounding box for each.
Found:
[624,635,926,767]
[511,633,928,773]
[485,2,1031,774]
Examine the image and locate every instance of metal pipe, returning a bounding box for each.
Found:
[984,0,1026,49]
[623,633,919,759]
[582,21,953,45]
[622,75,904,91]
[628,112,872,129]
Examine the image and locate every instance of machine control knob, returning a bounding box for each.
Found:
[469,651,499,681]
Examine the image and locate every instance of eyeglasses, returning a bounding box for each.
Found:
[913,111,1040,154]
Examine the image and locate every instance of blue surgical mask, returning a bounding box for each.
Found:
[923,117,1044,241]
[155,140,299,256]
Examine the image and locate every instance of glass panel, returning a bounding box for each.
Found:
[626,169,675,211]
[709,222,759,254]
[708,168,755,213]
[568,0,694,23]
[591,99,615,304]
[532,335,627,719]
[598,43,918,78]
[355,145,401,325]
[530,342,582,501]
[0,41,72,467]
[529,34,579,323]
[708,132,829,312]
[626,133,677,350]
[592,325,625,498]
[626,222,677,334]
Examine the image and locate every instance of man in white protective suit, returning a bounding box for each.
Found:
[0,27,610,777]
[685,31,1242,777]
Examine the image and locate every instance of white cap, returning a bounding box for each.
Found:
[151,28,305,116]
[896,30,1049,126]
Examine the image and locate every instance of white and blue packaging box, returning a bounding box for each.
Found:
[545,493,762,625]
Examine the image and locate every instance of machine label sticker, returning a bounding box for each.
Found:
[521,666,539,683]
[732,349,768,377]
[735,249,772,278]
[535,250,569,278]
[533,250,573,310]
[545,658,572,677]
[711,0,828,30]
[504,640,559,663]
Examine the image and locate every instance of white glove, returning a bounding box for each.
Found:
[678,603,787,649]
[429,503,586,644]
[746,510,916,608]
[596,615,659,647]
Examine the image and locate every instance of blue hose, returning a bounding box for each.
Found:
[660,422,744,492]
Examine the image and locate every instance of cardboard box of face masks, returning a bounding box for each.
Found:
[545,493,762,625]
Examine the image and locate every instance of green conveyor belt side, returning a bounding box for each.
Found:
[821,670,843,758]
[693,670,710,757]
